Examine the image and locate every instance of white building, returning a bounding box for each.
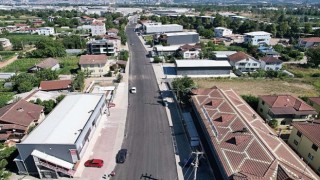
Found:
[91,22,106,36]
[298,37,320,48]
[259,56,283,71]
[228,51,260,72]
[214,27,233,38]
[143,22,183,34]
[244,31,271,45]
[36,27,55,36]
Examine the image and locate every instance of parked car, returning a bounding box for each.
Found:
[130,87,136,94]
[84,159,104,168]
[116,149,127,163]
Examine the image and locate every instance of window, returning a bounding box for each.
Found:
[294,140,299,146]
[281,120,286,125]
[260,108,263,112]
[318,167,320,173]
[312,144,318,151]
[90,64,94,68]
[308,153,314,160]
[253,63,257,66]
[297,131,302,137]
[262,101,265,105]
[239,63,246,66]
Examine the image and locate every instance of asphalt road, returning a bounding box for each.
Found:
[112,23,178,180]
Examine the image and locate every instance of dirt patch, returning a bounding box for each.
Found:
[194,78,319,97]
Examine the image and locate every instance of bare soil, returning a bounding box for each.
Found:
[194,78,319,97]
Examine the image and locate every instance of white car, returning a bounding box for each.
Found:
[130,87,136,94]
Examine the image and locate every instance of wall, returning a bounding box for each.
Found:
[80,63,110,77]
[288,127,320,174]
[260,61,282,71]
[176,67,231,76]
[244,35,271,45]
[233,59,260,72]
[145,25,183,34]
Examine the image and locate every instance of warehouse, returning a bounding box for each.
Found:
[14,93,107,179]
[175,60,231,76]
[159,32,199,45]
[143,22,183,34]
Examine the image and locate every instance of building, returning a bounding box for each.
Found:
[103,35,121,54]
[175,60,231,76]
[307,97,320,115]
[36,27,55,36]
[79,55,109,77]
[29,58,60,72]
[87,39,116,56]
[258,46,280,58]
[15,94,106,179]
[214,27,233,38]
[0,100,44,142]
[260,56,283,71]
[244,31,271,45]
[39,80,72,92]
[143,22,183,34]
[298,37,320,48]
[288,121,320,175]
[157,32,199,46]
[258,95,317,126]
[153,45,181,56]
[228,51,260,72]
[213,51,237,60]
[0,38,12,48]
[106,28,119,36]
[191,86,318,179]
[90,22,106,36]
[178,44,201,59]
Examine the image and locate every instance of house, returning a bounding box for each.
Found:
[190,86,318,179]
[36,27,55,36]
[213,51,237,60]
[39,80,72,92]
[153,45,181,56]
[81,16,95,25]
[307,97,320,115]
[178,44,201,59]
[175,60,232,76]
[0,100,44,142]
[79,55,109,77]
[214,27,233,38]
[288,121,320,175]
[298,37,320,48]
[258,95,317,126]
[87,39,116,56]
[103,35,121,54]
[156,32,199,46]
[244,31,271,45]
[258,46,280,58]
[32,20,45,27]
[228,51,260,72]
[90,21,106,36]
[0,38,12,48]
[15,94,106,179]
[29,58,60,72]
[259,56,283,71]
[106,28,119,36]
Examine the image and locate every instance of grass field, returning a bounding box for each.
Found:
[58,56,80,74]
[0,58,42,72]
[194,78,319,97]
[0,51,17,62]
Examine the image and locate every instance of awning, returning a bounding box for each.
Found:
[31,150,73,169]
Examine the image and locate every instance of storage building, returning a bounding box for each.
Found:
[144,23,183,34]
[160,32,199,45]
[175,60,231,76]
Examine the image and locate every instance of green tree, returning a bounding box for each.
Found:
[71,72,85,91]
[268,119,278,128]
[241,95,259,110]
[116,74,123,83]
[36,69,59,81]
[304,23,313,34]
[172,76,196,103]
[27,39,66,58]
[56,94,66,103]
[306,47,320,67]
[13,73,38,93]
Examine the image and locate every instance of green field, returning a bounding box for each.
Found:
[2,34,51,44]
[0,58,42,72]
[0,51,17,62]
[58,56,80,74]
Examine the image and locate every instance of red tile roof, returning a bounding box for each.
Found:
[107,28,119,33]
[39,80,72,91]
[260,56,283,63]
[0,100,43,128]
[228,51,257,62]
[79,55,107,65]
[292,121,320,147]
[309,97,320,106]
[91,21,105,26]
[301,37,320,43]
[260,95,317,115]
[191,87,318,179]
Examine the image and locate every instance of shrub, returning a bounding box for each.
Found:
[268,119,278,128]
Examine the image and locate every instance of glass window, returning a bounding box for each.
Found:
[253,63,257,66]
[297,131,302,137]
[294,140,298,146]
[312,144,318,151]
[262,101,265,105]
[308,153,314,160]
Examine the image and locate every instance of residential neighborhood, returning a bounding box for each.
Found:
[0,2,319,180]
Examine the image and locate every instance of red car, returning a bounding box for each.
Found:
[84,159,104,168]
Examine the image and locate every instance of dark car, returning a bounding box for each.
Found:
[116,149,127,163]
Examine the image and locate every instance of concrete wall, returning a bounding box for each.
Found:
[244,34,271,45]
[232,59,260,72]
[176,67,231,76]
[260,61,282,71]
[16,144,77,174]
[145,25,183,34]
[288,127,320,174]
[167,34,199,45]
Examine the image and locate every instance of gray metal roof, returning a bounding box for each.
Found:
[22,93,104,144]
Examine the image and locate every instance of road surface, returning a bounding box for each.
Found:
[112,23,178,180]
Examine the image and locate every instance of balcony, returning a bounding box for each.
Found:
[38,160,75,177]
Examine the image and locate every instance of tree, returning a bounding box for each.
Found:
[13,73,38,93]
[268,119,278,128]
[304,23,313,34]
[172,76,196,103]
[36,69,58,81]
[241,95,259,110]
[71,72,85,91]
[27,39,66,58]
[306,47,320,67]
[56,94,66,103]
[116,74,123,83]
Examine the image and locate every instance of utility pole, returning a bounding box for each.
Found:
[192,151,204,180]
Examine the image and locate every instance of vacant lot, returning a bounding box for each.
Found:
[194,78,319,97]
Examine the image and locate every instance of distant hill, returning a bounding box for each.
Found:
[174,0,320,4]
